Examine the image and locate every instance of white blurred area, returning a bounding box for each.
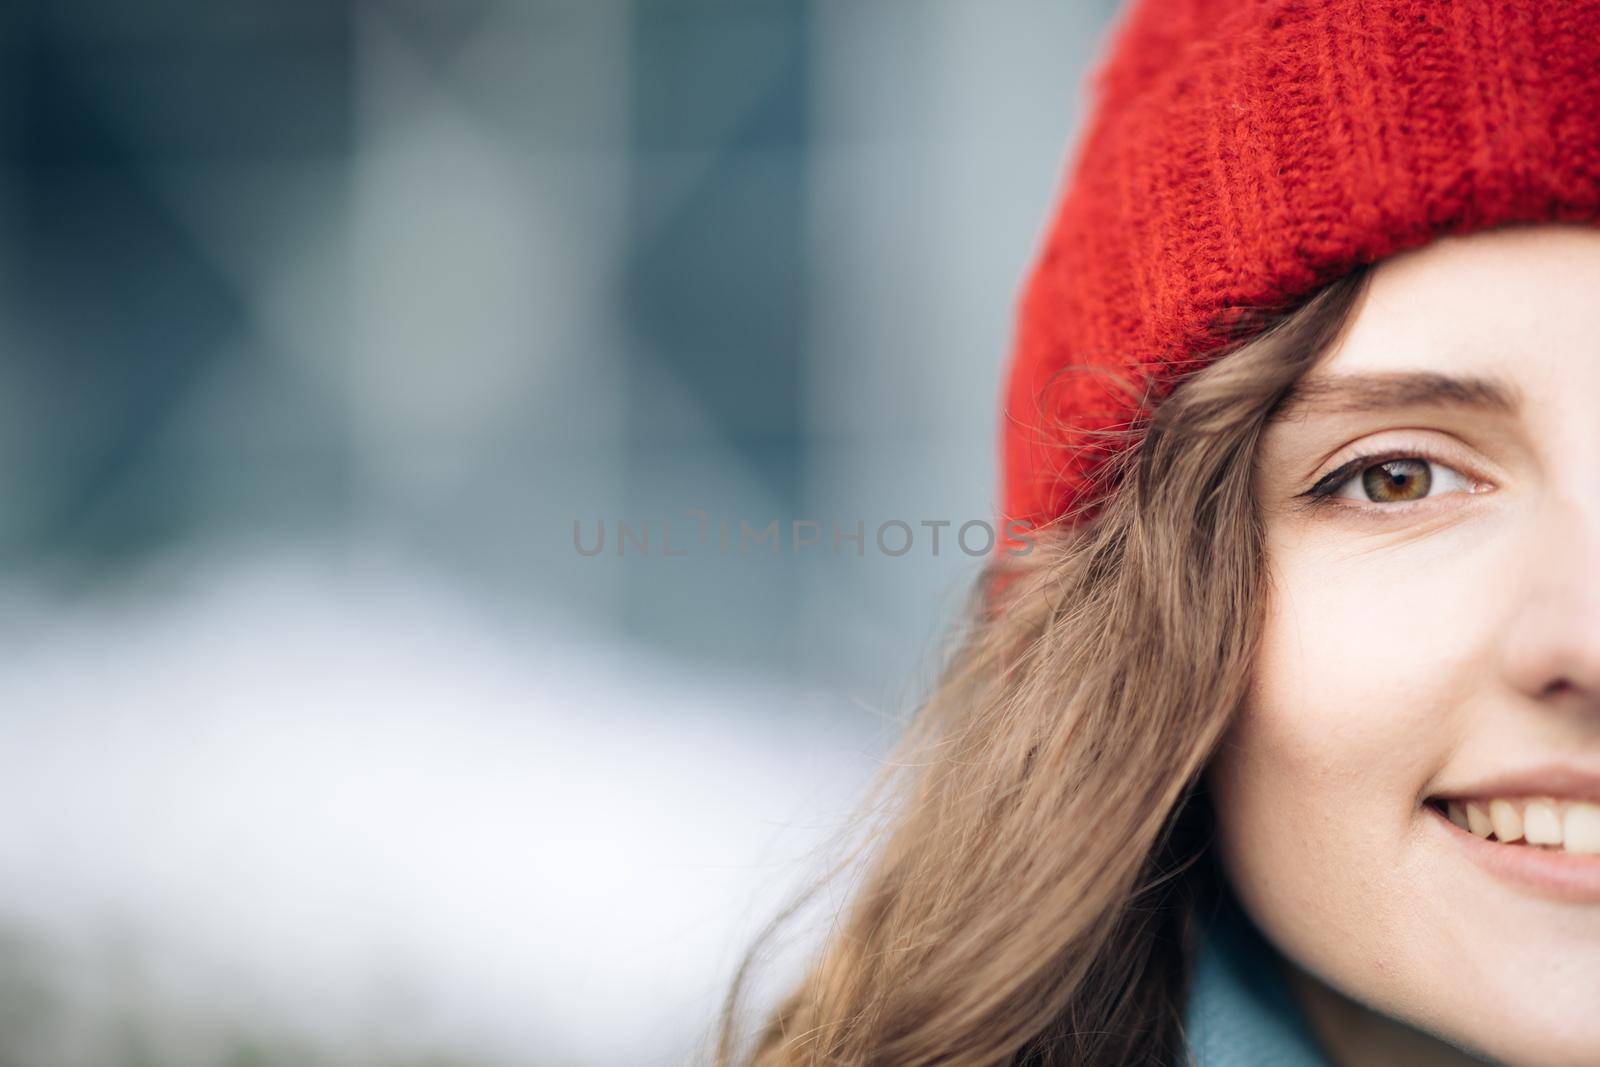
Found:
[0,544,881,1065]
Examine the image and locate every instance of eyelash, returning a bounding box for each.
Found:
[1296,446,1483,515]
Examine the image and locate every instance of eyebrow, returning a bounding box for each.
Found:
[1268,370,1524,422]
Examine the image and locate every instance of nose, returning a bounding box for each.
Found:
[1499,493,1600,713]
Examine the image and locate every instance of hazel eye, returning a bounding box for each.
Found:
[1322,455,1476,505]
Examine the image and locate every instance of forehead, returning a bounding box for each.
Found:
[1320,223,1600,399]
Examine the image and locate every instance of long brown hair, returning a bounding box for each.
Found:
[716,265,1374,1066]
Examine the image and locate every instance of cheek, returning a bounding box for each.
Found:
[1205,537,1491,969]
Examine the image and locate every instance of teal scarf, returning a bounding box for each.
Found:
[1180,891,1334,1066]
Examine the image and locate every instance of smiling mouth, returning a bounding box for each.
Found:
[1427,795,1600,854]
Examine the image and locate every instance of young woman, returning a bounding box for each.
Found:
[720,3,1600,1064]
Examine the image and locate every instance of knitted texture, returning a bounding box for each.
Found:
[1000,0,1600,539]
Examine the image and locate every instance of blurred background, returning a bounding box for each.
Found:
[0,2,1116,1063]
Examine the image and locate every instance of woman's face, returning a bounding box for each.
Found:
[1207,222,1600,1066]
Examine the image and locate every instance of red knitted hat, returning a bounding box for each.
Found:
[999,0,1600,541]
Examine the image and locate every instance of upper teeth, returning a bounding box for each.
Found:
[1443,797,1600,853]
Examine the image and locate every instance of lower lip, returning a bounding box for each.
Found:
[1428,803,1600,904]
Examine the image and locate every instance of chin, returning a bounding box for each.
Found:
[1339,920,1600,1067]
[1444,1026,1600,1067]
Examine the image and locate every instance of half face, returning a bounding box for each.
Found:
[1206,222,1600,1067]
